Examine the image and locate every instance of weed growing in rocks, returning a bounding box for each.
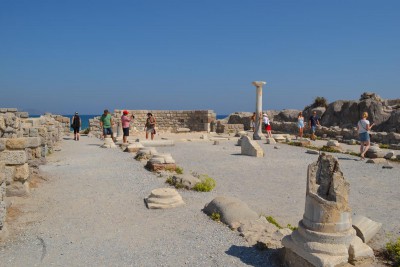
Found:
[211,212,221,222]
[175,166,183,174]
[320,146,341,153]
[266,216,297,231]
[384,237,400,266]
[379,144,390,149]
[193,175,216,192]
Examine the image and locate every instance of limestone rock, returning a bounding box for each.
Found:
[272,134,286,143]
[145,153,176,172]
[306,149,319,155]
[125,143,144,153]
[266,137,276,144]
[326,140,340,147]
[6,181,29,197]
[140,140,175,147]
[240,136,264,157]
[145,188,184,209]
[352,215,382,243]
[0,150,27,165]
[101,137,116,148]
[6,138,27,150]
[365,146,385,159]
[282,154,375,267]
[14,163,29,181]
[238,216,292,249]
[171,174,200,189]
[384,151,394,159]
[366,158,387,164]
[203,196,259,229]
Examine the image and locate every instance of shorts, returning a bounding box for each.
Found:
[103,127,113,136]
[298,122,304,128]
[265,124,271,131]
[311,126,317,133]
[123,127,129,137]
[73,127,79,134]
[146,127,155,134]
[359,132,370,142]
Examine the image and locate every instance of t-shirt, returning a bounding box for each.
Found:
[309,115,319,127]
[121,115,131,128]
[100,114,112,128]
[72,115,80,128]
[263,117,269,125]
[358,119,370,134]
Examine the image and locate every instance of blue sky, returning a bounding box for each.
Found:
[0,0,399,115]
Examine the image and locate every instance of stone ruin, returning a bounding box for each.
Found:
[218,92,400,146]
[0,108,69,239]
[282,154,375,267]
[89,109,216,138]
[240,136,264,157]
[145,188,184,209]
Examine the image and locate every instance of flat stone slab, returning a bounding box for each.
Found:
[145,188,185,209]
[139,140,175,147]
[306,149,319,155]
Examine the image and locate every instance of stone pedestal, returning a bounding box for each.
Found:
[145,188,184,209]
[252,81,266,140]
[101,137,116,148]
[282,155,375,267]
[145,153,176,172]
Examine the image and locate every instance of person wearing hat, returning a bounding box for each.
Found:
[71,112,81,141]
[121,110,134,143]
[262,113,272,138]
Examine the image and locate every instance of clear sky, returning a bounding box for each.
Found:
[0,0,399,115]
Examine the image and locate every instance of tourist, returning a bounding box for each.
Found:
[297,112,304,139]
[308,111,320,141]
[263,113,272,138]
[357,112,375,160]
[71,112,81,141]
[250,112,256,131]
[144,113,156,140]
[121,110,134,143]
[100,109,113,140]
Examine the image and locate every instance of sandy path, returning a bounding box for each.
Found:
[0,136,274,267]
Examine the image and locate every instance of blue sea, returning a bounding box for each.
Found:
[29,114,229,129]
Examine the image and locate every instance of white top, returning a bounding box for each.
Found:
[358,119,370,134]
[263,116,269,125]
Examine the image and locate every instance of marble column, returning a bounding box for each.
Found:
[252,81,266,140]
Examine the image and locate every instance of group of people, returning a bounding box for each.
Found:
[250,110,375,159]
[99,110,157,143]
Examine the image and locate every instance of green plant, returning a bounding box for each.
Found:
[210,212,221,222]
[266,216,283,229]
[175,166,183,174]
[379,144,390,149]
[320,146,341,153]
[166,177,173,185]
[385,237,400,266]
[286,224,298,231]
[193,175,216,192]
[314,96,328,108]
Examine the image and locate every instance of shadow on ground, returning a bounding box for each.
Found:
[225,245,283,267]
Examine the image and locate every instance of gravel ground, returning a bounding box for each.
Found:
[156,138,400,251]
[0,136,276,267]
[1,134,399,266]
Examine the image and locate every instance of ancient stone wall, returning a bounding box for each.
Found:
[0,108,68,237]
[89,110,216,137]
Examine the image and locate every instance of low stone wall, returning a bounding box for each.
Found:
[271,121,400,145]
[216,122,244,134]
[89,109,216,137]
[0,108,68,238]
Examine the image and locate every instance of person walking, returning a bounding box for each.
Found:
[71,112,81,141]
[121,110,134,143]
[308,111,320,141]
[297,112,305,139]
[263,113,272,138]
[250,112,256,131]
[357,112,375,160]
[144,113,156,140]
[100,109,113,140]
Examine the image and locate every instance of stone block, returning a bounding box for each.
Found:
[203,196,259,229]
[25,137,41,148]
[6,181,30,197]
[0,151,27,165]
[14,163,29,181]
[241,136,264,157]
[0,140,5,152]
[352,215,382,243]
[6,138,27,150]
[29,128,39,137]
[4,166,15,183]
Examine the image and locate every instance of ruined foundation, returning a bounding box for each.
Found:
[282,154,375,267]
